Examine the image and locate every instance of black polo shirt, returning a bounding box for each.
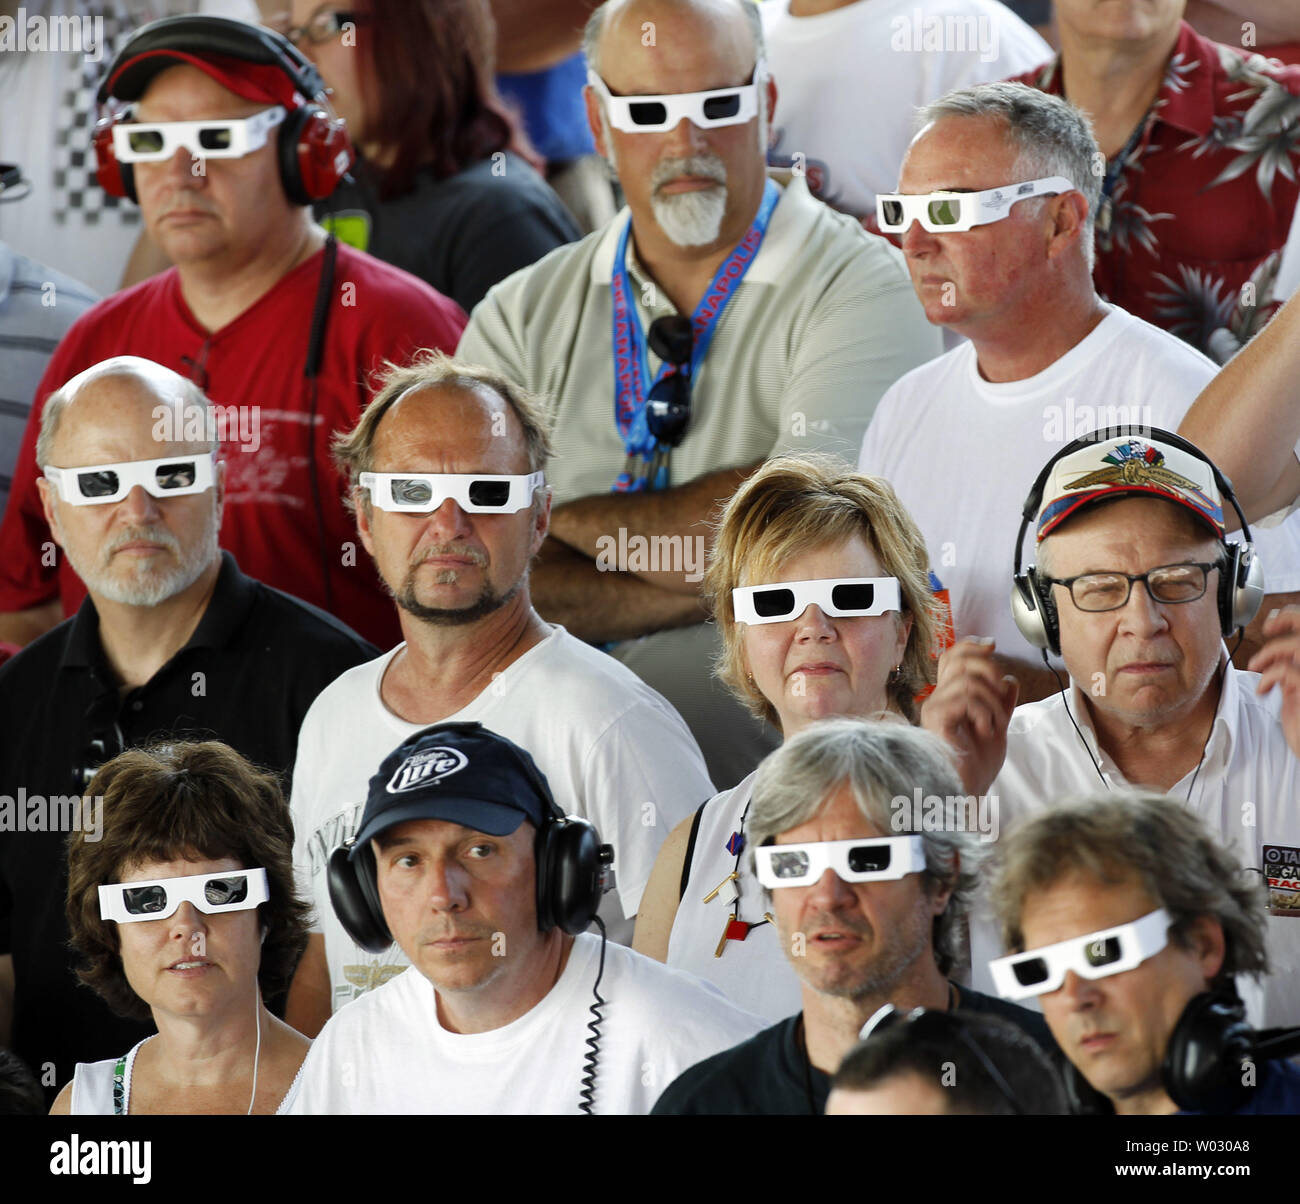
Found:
[0,552,377,1096]
[651,983,1057,1115]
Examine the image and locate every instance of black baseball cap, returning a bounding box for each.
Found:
[350,722,558,859]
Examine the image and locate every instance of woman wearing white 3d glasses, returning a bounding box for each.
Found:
[633,454,942,1021]
[53,742,312,1115]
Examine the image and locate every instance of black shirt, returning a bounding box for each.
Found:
[0,553,376,1095]
[318,152,581,314]
[651,983,1057,1115]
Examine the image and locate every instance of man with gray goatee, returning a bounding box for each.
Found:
[652,718,1053,1115]
[458,0,940,788]
[0,355,375,1104]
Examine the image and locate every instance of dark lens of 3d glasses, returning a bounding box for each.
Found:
[628,100,668,125]
[123,884,168,915]
[204,875,249,906]
[769,850,810,879]
[846,843,891,873]
[1012,956,1050,987]
[752,587,796,618]
[197,126,233,151]
[127,128,164,154]
[830,582,876,611]
[467,480,512,507]
[78,470,120,498]
[156,462,196,489]
[881,199,904,225]
[1085,936,1121,967]
[927,197,963,225]
[702,93,741,120]
[391,478,433,506]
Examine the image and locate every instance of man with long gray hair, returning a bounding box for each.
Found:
[652,717,1052,1114]
[859,81,1300,699]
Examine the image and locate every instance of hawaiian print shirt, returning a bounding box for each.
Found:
[1015,22,1300,361]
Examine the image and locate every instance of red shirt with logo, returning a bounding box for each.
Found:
[0,242,466,648]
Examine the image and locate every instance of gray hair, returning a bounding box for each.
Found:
[916,82,1101,271]
[748,718,983,976]
[992,789,1269,984]
[584,0,765,80]
[37,356,216,467]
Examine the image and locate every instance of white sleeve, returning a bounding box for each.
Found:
[580,702,715,919]
[289,700,329,934]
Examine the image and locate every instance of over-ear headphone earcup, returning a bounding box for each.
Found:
[93,114,135,201]
[278,103,352,205]
[1230,544,1264,635]
[1011,569,1059,656]
[536,817,608,935]
[327,843,392,954]
[1162,991,1253,1112]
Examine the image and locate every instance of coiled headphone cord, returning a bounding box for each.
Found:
[578,916,607,1115]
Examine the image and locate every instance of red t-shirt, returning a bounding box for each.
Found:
[1014,22,1300,359]
[0,242,466,648]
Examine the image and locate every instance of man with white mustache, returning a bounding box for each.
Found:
[458,0,940,788]
[0,355,377,1100]
[283,352,713,1038]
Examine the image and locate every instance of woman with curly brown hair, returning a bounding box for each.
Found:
[52,741,312,1115]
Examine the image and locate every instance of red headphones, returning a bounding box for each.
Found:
[92,14,353,206]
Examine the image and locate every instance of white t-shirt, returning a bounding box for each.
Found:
[291,624,715,1014]
[0,0,258,296]
[969,662,1300,1029]
[666,773,805,1023]
[858,305,1300,663]
[762,0,1051,218]
[284,932,766,1115]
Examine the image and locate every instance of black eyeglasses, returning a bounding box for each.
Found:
[645,315,694,448]
[1043,561,1222,613]
[275,8,368,47]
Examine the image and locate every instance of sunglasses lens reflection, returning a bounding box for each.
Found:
[752,587,796,618]
[155,462,197,490]
[1085,936,1121,967]
[123,884,168,915]
[628,100,667,126]
[830,582,875,611]
[78,470,120,499]
[1012,956,1050,987]
[203,875,249,906]
[467,480,511,508]
[702,93,741,120]
[127,128,164,154]
[391,478,433,506]
[769,849,811,880]
[847,844,890,873]
[880,199,904,226]
[197,126,233,151]
[928,197,963,226]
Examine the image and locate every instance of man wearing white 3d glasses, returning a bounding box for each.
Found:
[990,790,1300,1114]
[653,719,1054,1115]
[284,352,713,1039]
[0,355,376,1099]
[458,0,941,789]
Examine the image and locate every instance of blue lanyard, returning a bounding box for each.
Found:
[610,178,780,490]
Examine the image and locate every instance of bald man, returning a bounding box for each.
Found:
[0,356,376,1102]
[458,0,940,786]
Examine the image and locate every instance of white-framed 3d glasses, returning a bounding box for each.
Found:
[876,175,1075,234]
[43,451,217,506]
[755,835,926,889]
[586,65,764,133]
[989,908,1171,1001]
[112,105,286,162]
[732,576,901,625]
[98,868,269,924]
[359,470,546,514]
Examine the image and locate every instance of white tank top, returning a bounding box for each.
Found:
[69,1037,148,1115]
[665,773,804,1023]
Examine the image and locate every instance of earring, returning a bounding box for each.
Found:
[888,664,903,684]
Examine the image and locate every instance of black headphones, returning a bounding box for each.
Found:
[93,15,353,206]
[1062,988,1260,1114]
[327,723,614,954]
[1011,426,1264,656]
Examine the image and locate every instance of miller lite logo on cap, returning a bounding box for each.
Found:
[387,746,468,794]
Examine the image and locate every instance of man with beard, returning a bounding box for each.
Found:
[0,356,376,1099]
[457,0,940,787]
[651,719,1053,1115]
[284,353,714,1037]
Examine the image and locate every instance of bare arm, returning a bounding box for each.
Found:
[0,600,62,649]
[530,537,708,643]
[1184,0,1300,42]
[49,1082,72,1115]
[632,809,696,962]
[1179,282,1300,525]
[284,933,332,1040]
[489,0,601,74]
[0,953,13,1047]
[548,462,758,595]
